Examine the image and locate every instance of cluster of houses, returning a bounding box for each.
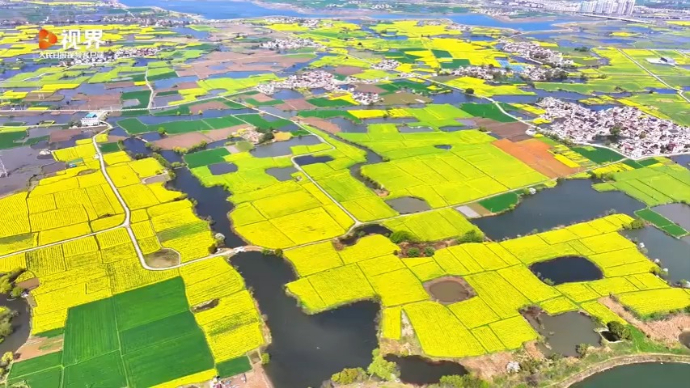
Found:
[260,38,322,50]
[255,70,383,105]
[256,70,341,94]
[372,59,401,70]
[536,97,690,158]
[351,91,382,105]
[500,40,575,68]
[518,65,569,81]
[446,65,510,80]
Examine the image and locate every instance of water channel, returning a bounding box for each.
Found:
[572,362,690,387]
[0,295,31,355]
[472,179,645,240]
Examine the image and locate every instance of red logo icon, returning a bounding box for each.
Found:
[38,29,58,50]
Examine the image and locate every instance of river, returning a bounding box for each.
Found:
[119,0,581,31]
[572,362,690,387]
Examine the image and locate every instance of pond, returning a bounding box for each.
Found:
[529,256,603,285]
[572,362,690,388]
[525,311,601,357]
[293,155,334,166]
[265,166,298,181]
[472,179,645,240]
[386,197,431,214]
[620,227,690,284]
[424,277,475,304]
[251,136,322,158]
[208,162,238,175]
[232,252,379,388]
[385,355,468,385]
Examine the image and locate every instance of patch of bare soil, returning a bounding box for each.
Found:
[49,128,81,143]
[298,117,341,134]
[207,363,273,388]
[144,249,180,269]
[423,276,476,304]
[153,132,213,150]
[468,202,492,217]
[461,351,516,380]
[474,118,531,142]
[76,169,98,176]
[142,174,168,184]
[188,101,229,113]
[334,66,364,76]
[380,92,432,105]
[601,296,690,345]
[205,125,251,141]
[15,335,63,362]
[191,299,219,313]
[355,84,386,94]
[274,98,315,111]
[249,93,274,103]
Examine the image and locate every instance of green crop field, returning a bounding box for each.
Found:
[460,103,516,122]
[184,148,231,168]
[114,277,190,331]
[216,356,252,378]
[63,299,120,365]
[478,192,520,213]
[123,331,214,387]
[119,311,201,354]
[63,351,128,388]
[204,115,246,129]
[8,366,63,388]
[571,146,625,164]
[8,352,63,382]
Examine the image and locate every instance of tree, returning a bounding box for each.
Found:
[389,230,416,243]
[10,287,23,299]
[367,349,398,381]
[465,88,475,95]
[456,230,484,244]
[439,374,490,388]
[331,368,366,384]
[424,246,435,256]
[576,343,588,357]
[607,321,632,341]
[0,280,11,295]
[477,126,488,132]
[0,320,12,338]
[610,125,622,140]
[407,247,420,257]
[157,127,166,136]
[274,248,283,257]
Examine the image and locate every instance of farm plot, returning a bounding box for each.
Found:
[13,275,248,388]
[383,208,483,241]
[593,164,690,206]
[361,143,547,208]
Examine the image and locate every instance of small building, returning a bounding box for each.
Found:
[81,112,101,127]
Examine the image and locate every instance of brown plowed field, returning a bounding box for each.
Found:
[493,138,579,178]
